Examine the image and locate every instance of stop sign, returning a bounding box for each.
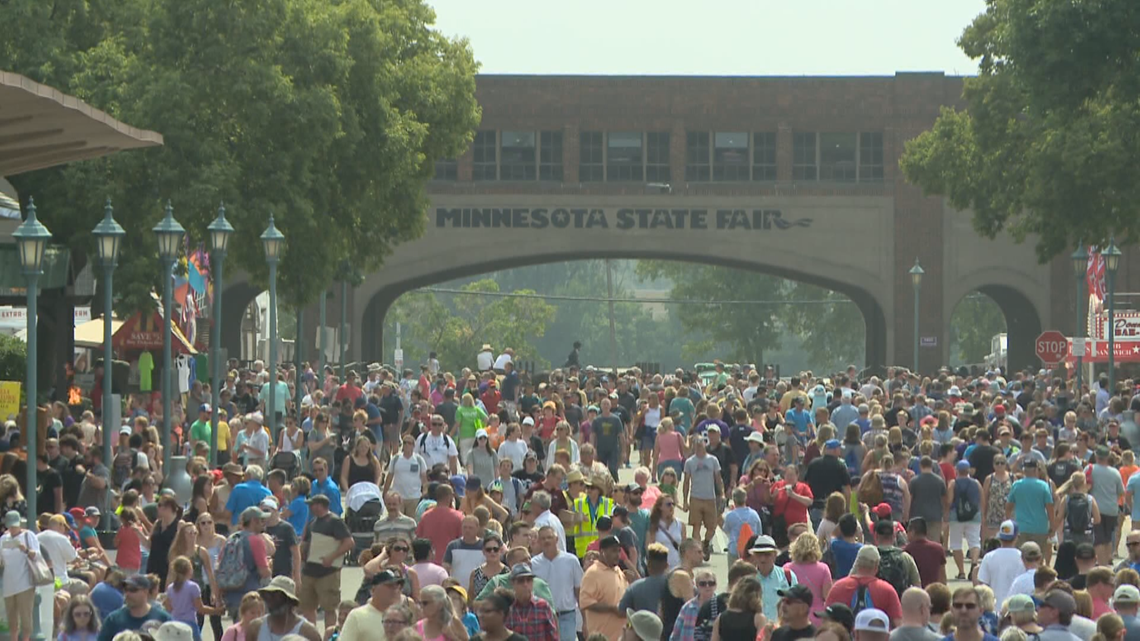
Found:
[1036,330,1069,364]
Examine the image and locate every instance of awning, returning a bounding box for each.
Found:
[112,309,197,355]
[0,244,70,295]
[74,317,124,349]
[0,71,162,176]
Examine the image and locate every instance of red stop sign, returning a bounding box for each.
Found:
[1036,330,1069,364]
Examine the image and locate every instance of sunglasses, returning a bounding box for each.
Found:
[432,422,444,426]
[697,581,717,588]
[485,546,501,553]
[73,611,92,617]
[952,602,978,610]
[392,546,409,553]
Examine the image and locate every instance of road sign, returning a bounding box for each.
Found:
[394,348,404,370]
[1036,331,1069,364]
[1071,338,1086,357]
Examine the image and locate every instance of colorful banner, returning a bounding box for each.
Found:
[1091,311,1140,341]
[0,381,20,421]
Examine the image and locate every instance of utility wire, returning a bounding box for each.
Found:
[418,287,855,306]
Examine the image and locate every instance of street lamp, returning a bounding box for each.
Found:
[1071,244,1089,393]
[12,197,51,525]
[1104,238,1123,396]
[261,214,284,439]
[92,198,124,468]
[339,260,349,382]
[909,258,924,374]
[153,202,184,475]
[207,203,233,466]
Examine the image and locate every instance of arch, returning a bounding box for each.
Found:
[947,286,1042,374]
[358,250,889,370]
[220,275,261,361]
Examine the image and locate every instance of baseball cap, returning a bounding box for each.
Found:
[475,428,488,440]
[1022,458,1039,469]
[509,563,535,580]
[854,608,891,633]
[705,424,720,433]
[874,503,893,518]
[855,546,881,566]
[1020,542,1042,561]
[747,432,765,444]
[1005,594,1036,614]
[1041,590,1077,615]
[199,403,211,414]
[777,584,814,606]
[824,439,841,450]
[123,574,152,591]
[465,476,482,490]
[369,569,405,586]
[84,507,101,518]
[259,497,279,511]
[997,520,1018,541]
[3,511,20,528]
[1115,585,1140,606]
[956,460,971,472]
[626,482,644,494]
[626,609,664,641]
[522,416,535,426]
[816,604,855,631]
[749,535,777,554]
[119,425,132,435]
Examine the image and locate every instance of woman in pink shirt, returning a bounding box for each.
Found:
[784,532,832,625]
[652,418,688,482]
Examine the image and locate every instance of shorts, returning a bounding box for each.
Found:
[4,588,34,636]
[1016,532,1050,552]
[640,433,655,451]
[689,497,718,535]
[948,521,981,550]
[299,571,342,613]
[382,423,400,446]
[1095,515,1119,545]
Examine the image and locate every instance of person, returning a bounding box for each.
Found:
[907,457,947,542]
[669,566,718,641]
[1003,594,1043,638]
[947,460,982,581]
[342,569,407,641]
[374,490,419,545]
[384,434,429,516]
[872,520,921,597]
[889,587,940,641]
[59,593,102,641]
[220,506,272,621]
[787,533,833,625]
[219,592,264,641]
[1093,615,1126,641]
[341,434,384,490]
[805,439,853,526]
[471,588,528,641]
[224,465,272,526]
[1035,589,1082,641]
[624,608,664,641]
[97,575,172,641]
[418,484,465,564]
[1109,584,1140,641]
[244,576,323,641]
[773,465,814,545]
[710,576,767,641]
[724,486,761,564]
[580,535,629,639]
[903,518,945,587]
[682,434,724,560]
[91,570,126,624]
[502,563,557,641]
[1086,567,1116,620]
[771,583,818,641]
[299,493,354,634]
[165,556,206,641]
[749,534,799,621]
[38,513,79,587]
[619,543,669,613]
[444,515,485,589]
[1089,446,1125,565]
[0,510,39,641]
[530,525,584,641]
[261,496,302,590]
[416,584,470,641]
[591,399,625,480]
[977,521,1028,609]
[1005,459,1054,564]
[981,455,1012,544]
[825,546,902,626]
[940,585,998,641]
[1004,542,1044,600]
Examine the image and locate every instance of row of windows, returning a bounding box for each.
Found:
[435,130,885,183]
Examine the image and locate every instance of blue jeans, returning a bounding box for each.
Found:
[557,610,577,641]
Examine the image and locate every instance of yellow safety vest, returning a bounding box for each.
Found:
[572,495,614,557]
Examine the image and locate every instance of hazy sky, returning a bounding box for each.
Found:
[429,0,986,76]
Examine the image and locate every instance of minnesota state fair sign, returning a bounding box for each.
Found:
[435,207,813,231]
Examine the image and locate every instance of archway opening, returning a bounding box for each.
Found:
[237,291,295,365]
[368,259,871,374]
[949,286,1041,374]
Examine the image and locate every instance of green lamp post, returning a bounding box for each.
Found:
[153,202,184,475]
[207,203,233,465]
[92,198,125,468]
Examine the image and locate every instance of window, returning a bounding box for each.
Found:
[606,132,643,181]
[499,131,536,180]
[819,133,857,182]
[579,131,604,182]
[713,132,749,181]
[472,130,497,181]
[793,132,817,181]
[752,132,777,181]
[859,132,884,182]
[645,132,671,182]
[686,131,710,181]
[433,159,457,181]
[540,131,563,181]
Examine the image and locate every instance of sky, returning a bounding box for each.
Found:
[428,0,987,76]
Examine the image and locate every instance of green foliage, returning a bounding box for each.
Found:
[949,293,1007,365]
[2,0,480,313]
[899,0,1140,260]
[776,285,865,371]
[0,335,27,384]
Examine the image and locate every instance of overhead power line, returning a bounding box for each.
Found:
[419,287,856,306]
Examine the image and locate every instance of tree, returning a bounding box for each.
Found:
[949,293,1007,365]
[0,335,27,385]
[2,0,480,313]
[899,0,1140,260]
[776,285,865,371]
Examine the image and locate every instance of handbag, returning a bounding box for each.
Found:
[25,532,53,587]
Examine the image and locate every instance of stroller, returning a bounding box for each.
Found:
[270,450,301,481]
[344,482,384,565]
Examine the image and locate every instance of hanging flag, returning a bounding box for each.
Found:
[1088,246,1107,303]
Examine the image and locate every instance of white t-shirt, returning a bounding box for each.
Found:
[37,529,77,581]
[977,547,1026,608]
[416,432,458,469]
[176,355,193,393]
[388,452,428,501]
[476,351,494,371]
[497,439,529,472]
[0,530,39,597]
[493,353,513,370]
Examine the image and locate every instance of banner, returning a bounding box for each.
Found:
[0,381,20,421]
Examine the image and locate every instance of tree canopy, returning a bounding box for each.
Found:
[2,0,480,312]
[899,0,1140,260]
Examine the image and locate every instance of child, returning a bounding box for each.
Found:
[325,599,358,641]
[114,510,143,574]
[221,592,265,641]
[165,556,205,641]
[441,580,480,638]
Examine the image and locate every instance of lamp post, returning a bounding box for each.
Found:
[1071,244,1089,393]
[909,258,924,375]
[319,289,327,382]
[1104,239,1123,396]
[92,199,124,468]
[339,261,348,382]
[153,202,184,475]
[261,215,284,440]
[207,203,233,466]
[12,197,51,526]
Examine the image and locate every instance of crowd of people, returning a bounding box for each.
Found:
[8,349,1140,641]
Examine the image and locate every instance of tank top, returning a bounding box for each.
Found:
[717,610,759,640]
[659,570,687,639]
[644,407,662,430]
[658,432,685,463]
[348,457,376,487]
[880,472,904,518]
[471,564,505,598]
[414,620,447,641]
[255,616,305,641]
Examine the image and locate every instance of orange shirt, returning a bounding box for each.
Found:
[1121,465,1139,506]
[580,563,628,639]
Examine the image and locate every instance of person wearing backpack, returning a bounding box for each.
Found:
[1054,470,1100,548]
[948,460,983,581]
[416,415,460,475]
[111,428,147,490]
[218,506,271,622]
[824,546,902,625]
[872,520,920,598]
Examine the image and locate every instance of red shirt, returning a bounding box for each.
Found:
[826,575,902,623]
[335,384,363,405]
[904,538,946,586]
[939,462,955,483]
[482,389,502,415]
[772,481,813,525]
[114,526,142,571]
[416,505,464,564]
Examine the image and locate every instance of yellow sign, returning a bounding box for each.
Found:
[0,382,20,421]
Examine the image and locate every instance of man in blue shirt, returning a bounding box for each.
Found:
[225,464,272,526]
[310,456,344,516]
[785,396,814,444]
[97,574,171,641]
[1005,459,1054,563]
[90,570,126,623]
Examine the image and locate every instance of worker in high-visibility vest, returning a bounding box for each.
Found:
[572,477,614,557]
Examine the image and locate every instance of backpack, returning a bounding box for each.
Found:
[1067,493,1092,534]
[215,531,253,591]
[844,445,862,477]
[858,470,883,506]
[112,449,140,488]
[850,583,875,615]
[418,432,462,466]
[876,547,910,597]
[954,478,980,522]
